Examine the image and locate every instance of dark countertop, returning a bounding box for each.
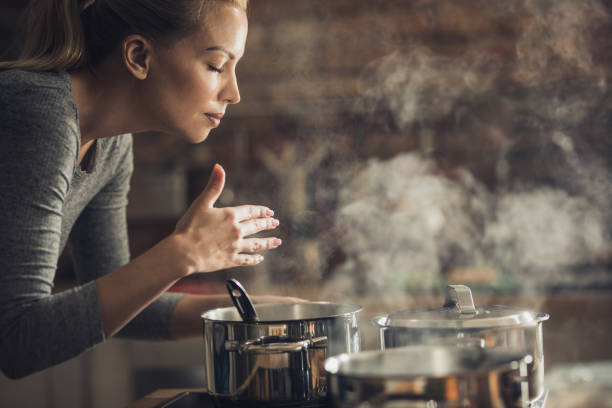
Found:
[128,389,204,408]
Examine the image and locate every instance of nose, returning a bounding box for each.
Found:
[221,71,241,105]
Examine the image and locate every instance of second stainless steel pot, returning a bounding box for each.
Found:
[201,301,362,403]
[325,345,533,408]
[375,285,549,406]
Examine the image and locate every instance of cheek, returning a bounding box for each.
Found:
[193,79,216,104]
[176,74,218,112]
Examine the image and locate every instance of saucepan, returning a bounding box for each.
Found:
[200,279,362,405]
[375,285,549,406]
[325,345,533,408]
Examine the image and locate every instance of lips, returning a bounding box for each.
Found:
[205,113,224,127]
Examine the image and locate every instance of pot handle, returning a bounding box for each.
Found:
[233,336,328,354]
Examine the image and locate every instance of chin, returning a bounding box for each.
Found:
[185,127,213,144]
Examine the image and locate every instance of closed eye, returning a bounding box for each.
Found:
[208,64,224,73]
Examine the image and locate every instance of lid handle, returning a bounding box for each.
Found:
[444,285,476,314]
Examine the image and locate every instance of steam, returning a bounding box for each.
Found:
[359,48,500,129]
[485,188,608,276]
[326,0,612,296]
[331,156,611,296]
[514,0,609,87]
[334,154,490,291]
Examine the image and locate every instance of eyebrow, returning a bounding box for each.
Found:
[204,46,235,60]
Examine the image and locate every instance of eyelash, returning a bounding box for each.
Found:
[208,64,224,73]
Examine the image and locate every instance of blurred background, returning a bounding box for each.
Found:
[1,0,612,406]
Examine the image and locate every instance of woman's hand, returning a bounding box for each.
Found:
[173,164,282,275]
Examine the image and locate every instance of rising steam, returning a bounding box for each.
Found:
[327,0,612,296]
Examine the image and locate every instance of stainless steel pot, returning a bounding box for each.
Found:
[375,285,549,406]
[201,301,362,403]
[325,345,533,408]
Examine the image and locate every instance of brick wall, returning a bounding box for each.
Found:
[2,1,611,288]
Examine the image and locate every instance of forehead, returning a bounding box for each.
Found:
[192,4,248,58]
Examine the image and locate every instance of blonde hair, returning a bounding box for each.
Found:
[0,0,248,71]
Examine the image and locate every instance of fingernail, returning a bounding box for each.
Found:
[256,255,264,263]
[266,208,274,216]
[274,238,282,247]
[272,218,279,227]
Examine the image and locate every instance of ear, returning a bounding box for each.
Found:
[121,34,153,80]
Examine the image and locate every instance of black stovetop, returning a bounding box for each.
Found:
[156,391,330,408]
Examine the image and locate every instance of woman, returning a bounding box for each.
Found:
[0,0,290,379]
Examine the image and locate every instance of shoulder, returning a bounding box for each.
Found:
[0,69,79,160]
[0,69,74,106]
[0,68,69,86]
[0,69,77,129]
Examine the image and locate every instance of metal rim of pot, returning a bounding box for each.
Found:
[201,301,363,324]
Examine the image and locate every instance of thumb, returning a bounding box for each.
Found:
[200,163,226,208]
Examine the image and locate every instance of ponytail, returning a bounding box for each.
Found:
[0,0,249,72]
[0,0,89,71]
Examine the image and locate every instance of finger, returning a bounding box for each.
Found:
[199,164,226,208]
[241,217,280,237]
[238,237,282,253]
[233,204,274,222]
[233,253,264,266]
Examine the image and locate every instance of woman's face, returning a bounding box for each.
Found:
[144,4,248,143]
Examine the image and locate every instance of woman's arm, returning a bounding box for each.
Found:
[71,136,182,340]
[95,164,281,338]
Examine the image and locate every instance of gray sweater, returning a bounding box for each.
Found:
[0,69,182,379]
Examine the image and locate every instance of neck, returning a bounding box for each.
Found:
[69,59,149,146]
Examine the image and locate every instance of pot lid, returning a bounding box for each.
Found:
[377,285,549,329]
